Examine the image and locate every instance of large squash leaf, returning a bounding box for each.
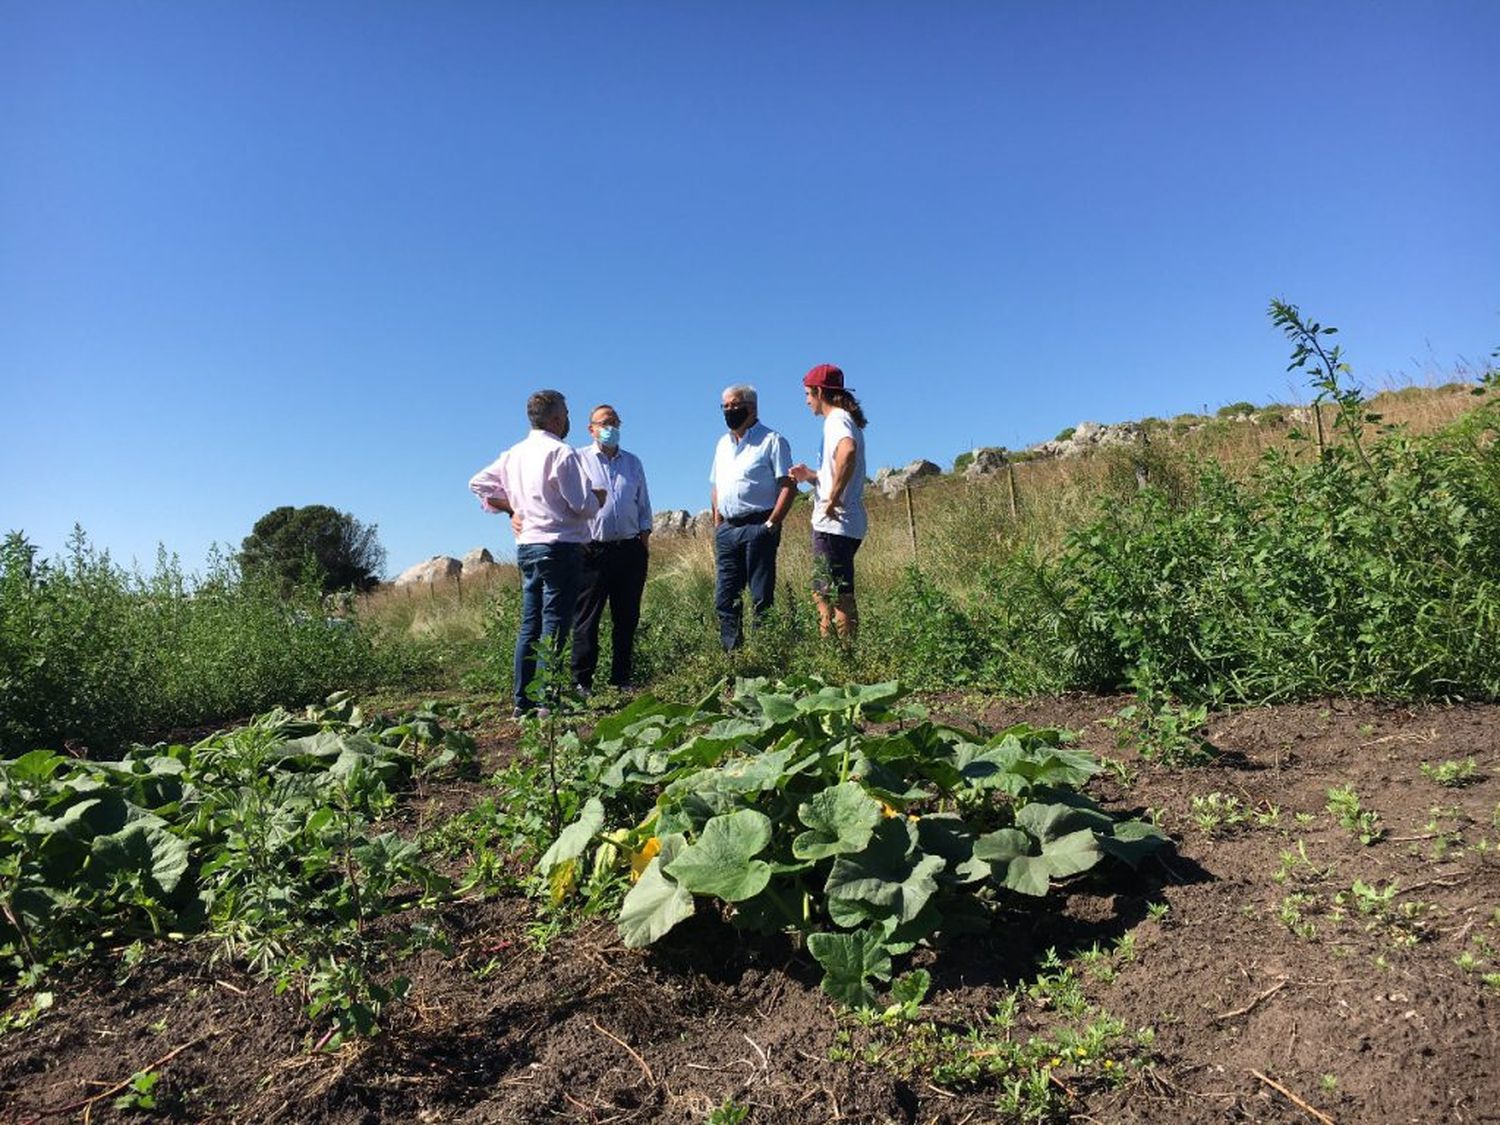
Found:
[807,930,893,1009]
[793,782,882,860]
[665,810,772,902]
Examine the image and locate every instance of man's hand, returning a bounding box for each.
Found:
[510,513,523,536]
[789,463,816,485]
[592,488,607,506]
[822,497,844,521]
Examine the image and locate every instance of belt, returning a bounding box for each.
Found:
[721,509,773,527]
[592,537,640,546]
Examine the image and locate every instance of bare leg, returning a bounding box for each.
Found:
[831,593,858,641]
[814,593,833,637]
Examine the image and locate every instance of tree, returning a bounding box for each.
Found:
[239,505,386,594]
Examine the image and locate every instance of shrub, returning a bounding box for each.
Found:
[0,530,413,754]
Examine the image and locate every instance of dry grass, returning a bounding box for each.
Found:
[360,562,518,641]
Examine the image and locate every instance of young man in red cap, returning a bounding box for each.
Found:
[790,364,868,640]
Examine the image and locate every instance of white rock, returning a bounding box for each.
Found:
[393,556,461,586]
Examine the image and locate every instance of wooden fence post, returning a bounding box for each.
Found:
[904,484,918,565]
[1006,462,1019,520]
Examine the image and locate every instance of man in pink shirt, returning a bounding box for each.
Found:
[469,390,604,716]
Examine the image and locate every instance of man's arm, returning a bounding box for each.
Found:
[766,434,794,527]
[767,478,795,527]
[469,454,512,514]
[557,448,605,516]
[636,458,653,544]
[710,485,721,527]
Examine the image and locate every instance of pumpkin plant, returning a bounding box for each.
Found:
[537,676,1167,1007]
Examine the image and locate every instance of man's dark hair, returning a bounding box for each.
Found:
[527,390,567,429]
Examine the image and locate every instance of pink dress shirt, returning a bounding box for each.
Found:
[469,430,601,545]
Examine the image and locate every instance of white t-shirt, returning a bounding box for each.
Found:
[811,408,867,540]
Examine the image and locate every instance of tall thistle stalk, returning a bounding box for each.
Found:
[1269,299,1374,471]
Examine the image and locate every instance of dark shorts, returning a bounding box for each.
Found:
[811,530,861,596]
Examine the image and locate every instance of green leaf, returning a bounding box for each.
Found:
[979,825,1102,897]
[890,968,931,1007]
[1015,801,1114,841]
[90,819,190,896]
[1098,819,1169,866]
[5,750,65,786]
[916,814,988,884]
[749,692,800,724]
[30,797,106,838]
[807,930,892,1009]
[664,749,794,803]
[972,827,1031,865]
[618,835,695,947]
[824,819,946,922]
[793,782,882,860]
[665,810,772,902]
[826,894,883,929]
[537,798,606,877]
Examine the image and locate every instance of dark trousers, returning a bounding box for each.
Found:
[513,542,583,710]
[714,522,779,650]
[571,538,649,687]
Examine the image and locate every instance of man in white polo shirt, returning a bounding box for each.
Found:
[709,383,794,651]
[469,390,604,716]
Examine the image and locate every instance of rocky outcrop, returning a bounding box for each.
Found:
[652,509,715,538]
[1033,421,1146,460]
[394,556,462,586]
[461,547,498,575]
[962,447,1010,478]
[874,459,942,497]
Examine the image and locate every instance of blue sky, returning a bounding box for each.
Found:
[3,1,1496,577]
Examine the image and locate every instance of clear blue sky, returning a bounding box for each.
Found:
[3,1,1496,577]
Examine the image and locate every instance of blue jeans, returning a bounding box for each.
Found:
[514,542,583,709]
[714,522,779,650]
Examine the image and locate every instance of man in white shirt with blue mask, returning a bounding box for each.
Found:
[709,383,794,650]
[572,403,653,692]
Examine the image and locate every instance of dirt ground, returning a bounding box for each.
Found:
[3,695,1499,1124]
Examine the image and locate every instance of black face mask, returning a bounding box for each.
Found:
[723,405,750,430]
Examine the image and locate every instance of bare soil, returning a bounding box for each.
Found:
[4,696,1499,1124]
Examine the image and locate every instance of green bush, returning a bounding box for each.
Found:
[1216,401,1258,418]
[0,530,415,754]
[1055,420,1500,702]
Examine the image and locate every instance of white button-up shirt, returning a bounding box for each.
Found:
[577,444,653,542]
[709,420,792,519]
[468,429,600,545]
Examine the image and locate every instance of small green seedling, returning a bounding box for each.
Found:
[1326,785,1384,844]
[113,1069,159,1112]
[706,1098,751,1125]
[1420,759,1480,788]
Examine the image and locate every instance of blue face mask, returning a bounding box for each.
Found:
[596,425,620,447]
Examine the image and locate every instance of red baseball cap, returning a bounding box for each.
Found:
[803,363,853,391]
